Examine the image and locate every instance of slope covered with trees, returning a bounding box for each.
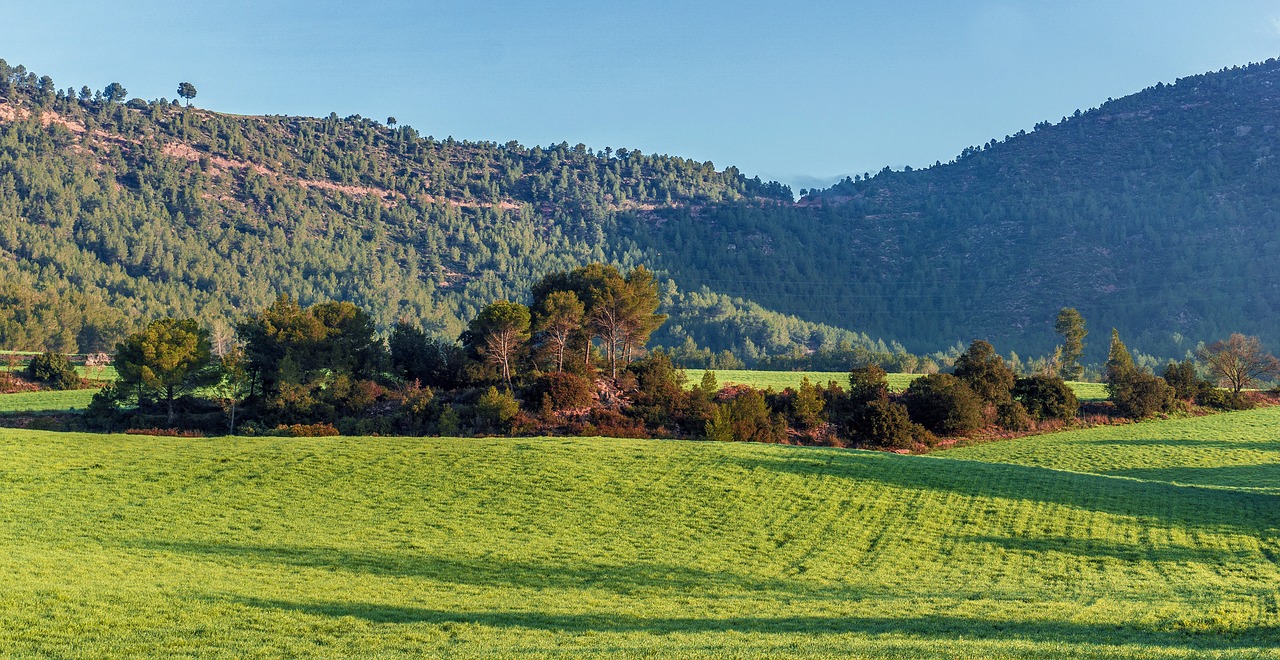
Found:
[0,59,831,361]
[646,58,1280,359]
[3,57,1280,363]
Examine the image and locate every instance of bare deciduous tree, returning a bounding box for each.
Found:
[1196,333,1280,394]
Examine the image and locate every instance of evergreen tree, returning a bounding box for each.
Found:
[1054,308,1087,380]
[114,318,219,424]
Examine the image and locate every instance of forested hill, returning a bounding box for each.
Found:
[0,59,905,363]
[774,58,1280,358]
[4,56,1280,364]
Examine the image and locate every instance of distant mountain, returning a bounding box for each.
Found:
[632,58,1280,359]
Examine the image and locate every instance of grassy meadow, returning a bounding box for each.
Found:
[688,369,1108,399]
[3,408,1280,656]
[0,388,100,413]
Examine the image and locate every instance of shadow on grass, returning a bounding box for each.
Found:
[133,539,841,599]
[225,596,1277,649]
[732,452,1280,532]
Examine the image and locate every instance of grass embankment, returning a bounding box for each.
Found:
[3,409,1280,657]
[689,369,1107,400]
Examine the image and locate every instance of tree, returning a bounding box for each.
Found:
[212,346,252,433]
[386,116,396,127]
[529,264,665,378]
[953,339,1015,404]
[1162,359,1204,400]
[532,290,584,372]
[115,318,219,425]
[462,300,530,390]
[1054,308,1087,380]
[1196,334,1280,394]
[1103,328,1134,385]
[237,297,388,414]
[177,82,197,107]
[102,82,127,104]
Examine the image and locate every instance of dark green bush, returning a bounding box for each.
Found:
[1162,360,1205,400]
[854,398,925,449]
[904,374,984,435]
[25,352,81,390]
[475,386,521,434]
[1012,375,1079,421]
[1108,371,1174,419]
[1195,388,1254,411]
[705,388,788,444]
[996,400,1033,431]
[953,340,1015,404]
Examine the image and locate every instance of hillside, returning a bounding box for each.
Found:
[4,410,1280,656]
[632,59,1280,358]
[4,57,1280,362]
[0,59,900,363]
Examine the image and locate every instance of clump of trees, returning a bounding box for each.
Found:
[67,283,1279,451]
[25,352,82,391]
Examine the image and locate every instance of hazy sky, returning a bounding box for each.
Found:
[5,1,1280,191]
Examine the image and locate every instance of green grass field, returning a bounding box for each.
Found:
[0,388,100,412]
[3,408,1280,656]
[688,369,1107,399]
[687,369,920,392]
[1,364,118,381]
[943,406,1280,493]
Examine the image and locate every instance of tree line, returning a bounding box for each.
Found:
[43,292,1269,450]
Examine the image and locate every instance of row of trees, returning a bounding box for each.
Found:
[88,264,665,432]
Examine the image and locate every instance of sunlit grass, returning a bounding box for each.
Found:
[3,410,1280,656]
[688,369,1106,399]
[0,388,99,412]
[941,405,1280,492]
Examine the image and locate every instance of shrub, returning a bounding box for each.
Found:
[848,365,890,405]
[125,428,205,437]
[705,388,788,444]
[474,386,520,434]
[437,404,462,436]
[526,372,594,412]
[903,374,984,435]
[788,377,826,429]
[1108,371,1174,419]
[854,399,923,449]
[953,340,1015,403]
[995,400,1033,431]
[1162,360,1204,400]
[1012,375,1079,421]
[1195,388,1254,411]
[25,352,81,390]
[273,423,341,437]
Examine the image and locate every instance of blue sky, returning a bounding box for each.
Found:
[5,1,1280,191]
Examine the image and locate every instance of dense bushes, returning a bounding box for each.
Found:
[1108,370,1174,419]
[705,389,788,444]
[1012,375,1079,421]
[24,352,81,390]
[527,372,594,412]
[904,374,985,436]
[953,340,1015,404]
